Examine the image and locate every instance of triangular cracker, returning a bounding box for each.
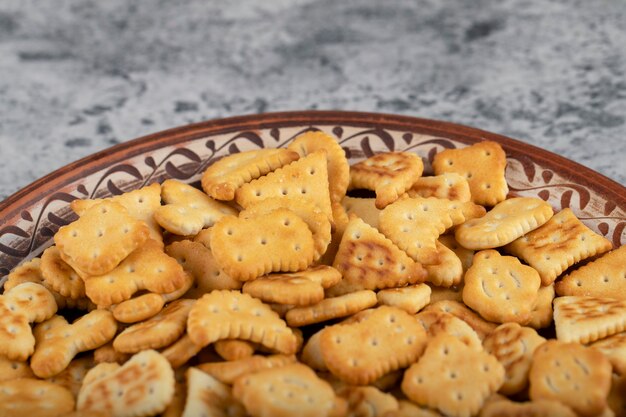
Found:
[554,296,626,344]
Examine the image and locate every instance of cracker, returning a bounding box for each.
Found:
[161,333,203,369]
[31,310,117,378]
[240,197,332,260]
[608,374,626,417]
[0,282,57,361]
[379,197,470,265]
[111,293,166,324]
[480,398,577,417]
[71,182,164,245]
[202,148,300,200]
[243,274,324,306]
[338,385,399,417]
[406,172,472,202]
[425,240,464,287]
[385,400,445,417]
[376,284,432,314]
[463,250,541,324]
[197,354,296,385]
[589,332,626,375]
[40,245,86,299]
[320,306,428,385]
[349,151,424,209]
[235,150,333,221]
[556,245,626,300]
[507,208,613,285]
[529,340,612,417]
[301,328,328,371]
[424,300,497,340]
[162,375,186,417]
[55,201,150,276]
[402,334,504,417]
[84,240,191,307]
[455,197,553,250]
[428,284,464,304]
[213,339,254,361]
[483,323,547,395]
[77,350,175,417]
[188,290,297,354]
[113,299,195,353]
[93,342,130,365]
[0,355,35,381]
[210,208,316,281]
[439,234,475,272]
[155,179,238,236]
[528,284,555,329]
[415,310,483,351]
[341,196,381,229]
[182,367,246,417]
[432,140,508,206]
[233,362,335,417]
[328,216,427,296]
[285,290,378,327]
[0,378,75,417]
[554,295,626,344]
[46,355,95,398]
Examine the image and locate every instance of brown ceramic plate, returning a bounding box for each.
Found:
[0,110,624,279]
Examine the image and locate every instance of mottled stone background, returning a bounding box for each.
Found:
[0,0,625,199]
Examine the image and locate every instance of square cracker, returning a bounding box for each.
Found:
[554,296,626,344]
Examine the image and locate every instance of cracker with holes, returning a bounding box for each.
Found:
[377,284,432,314]
[0,356,34,381]
[211,208,316,281]
[40,245,86,300]
[556,245,626,300]
[529,340,612,417]
[341,196,381,229]
[240,197,331,261]
[71,182,164,245]
[439,234,475,272]
[320,306,428,385]
[84,240,191,307]
[155,179,238,236]
[202,148,300,200]
[425,240,464,287]
[480,398,577,417]
[401,334,504,417]
[55,201,150,276]
[243,274,324,306]
[589,332,626,375]
[455,197,553,250]
[161,334,202,369]
[77,350,175,417]
[46,355,95,397]
[329,216,427,296]
[286,290,378,327]
[31,310,116,378]
[113,299,195,353]
[233,362,335,417]
[0,378,75,417]
[463,250,541,324]
[214,339,255,361]
[424,300,497,340]
[415,310,483,351]
[182,367,246,417]
[338,385,399,417]
[288,130,350,204]
[188,290,297,354]
[432,140,508,206]
[483,323,546,395]
[553,296,626,344]
[507,208,613,286]
[406,172,472,202]
[379,197,471,265]
[349,151,424,209]
[197,354,296,385]
[0,282,57,361]
[235,150,333,220]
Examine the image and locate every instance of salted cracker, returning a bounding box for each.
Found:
[463,250,541,324]
[507,208,613,285]
[384,400,446,417]
[155,179,238,236]
[415,310,483,351]
[480,398,577,417]
[341,196,381,229]
[46,355,95,398]
[111,293,167,324]
[556,245,626,300]
[55,201,150,276]
[432,140,508,206]
[182,367,246,417]
[188,290,297,354]
[320,306,428,385]
[40,245,86,300]
[350,151,424,209]
[528,284,555,329]
[406,172,472,202]
[243,274,324,306]
[77,350,175,417]
[424,300,497,340]
[402,334,505,417]
[0,356,35,381]
[214,339,255,361]
[210,208,316,281]
[93,342,130,365]
[425,240,464,287]
[31,310,117,378]
[197,354,296,385]
[590,332,626,375]
[376,284,431,314]
[202,148,299,200]
[439,234,475,272]
[529,340,612,417]
[160,333,203,369]
[0,378,75,417]
[554,296,626,344]
[455,197,553,250]
[285,290,378,327]
[338,385,399,417]
[301,328,328,371]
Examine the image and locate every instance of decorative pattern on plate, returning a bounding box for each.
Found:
[1,115,624,280]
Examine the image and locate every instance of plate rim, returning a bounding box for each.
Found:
[1,110,624,221]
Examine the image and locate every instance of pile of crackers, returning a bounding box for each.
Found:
[1,131,625,417]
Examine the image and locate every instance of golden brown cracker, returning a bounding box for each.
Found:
[350,151,424,209]
[111,293,166,324]
[608,374,626,417]
[161,333,203,369]
[439,234,475,272]
[424,300,497,340]
[213,339,255,361]
[182,367,246,417]
[506,208,613,285]
[554,295,626,344]
[0,355,35,381]
[197,354,296,385]
[338,385,399,417]
[376,284,431,314]
[202,148,300,200]
[301,328,328,371]
[415,310,483,351]
[479,398,577,417]
[40,245,86,299]
[286,290,378,327]
[428,284,464,304]
[242,273,324,306]
[406,172,472,202]
[93,342,130,365]
[0,378,75,417]
[341,196,381,229]
[590,332,626,375]
[528,284,555,330]
[46,355,95,398]
[432,140,508,206]
[425,240,464,287]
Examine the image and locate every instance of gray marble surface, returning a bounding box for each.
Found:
[0,0,625,201]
